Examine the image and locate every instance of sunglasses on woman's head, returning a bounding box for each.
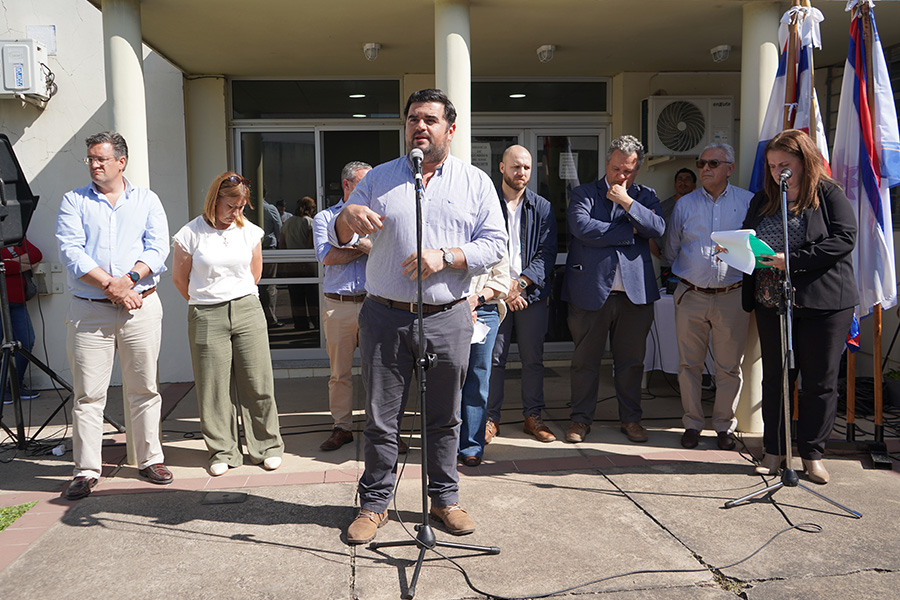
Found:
[220,175,251,188]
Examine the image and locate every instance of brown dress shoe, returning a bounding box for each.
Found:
[681,428,700,449]
[484,419,499,444]
[139,463,173,484]
[65,476,98,500]
[565,421,590,443]
[461,455,481,467]
[716,431,736,451]
[347,509,388,544]
[802,458,830,484]
[430,503,475,535]
[523,414,556,442]
[620,421,648,443]
[321,427,354,451]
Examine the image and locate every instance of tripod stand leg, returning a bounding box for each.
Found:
[796,483,862,518]
[724,480,784,508]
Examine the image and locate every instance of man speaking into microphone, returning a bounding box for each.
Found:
[330,89,507,544]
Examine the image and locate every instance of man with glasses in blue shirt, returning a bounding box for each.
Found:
[664,143,752,451]
[57,131,172,500]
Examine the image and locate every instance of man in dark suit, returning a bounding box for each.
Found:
[563,135,665,443]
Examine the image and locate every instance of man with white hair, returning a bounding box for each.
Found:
[664,143,753,451]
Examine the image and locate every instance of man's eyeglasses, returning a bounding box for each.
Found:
[83,156,117,165]
[219,175,251,189]
[696,159,732,169]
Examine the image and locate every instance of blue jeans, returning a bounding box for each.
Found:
[459,304,500,458]
[1,302,35,390]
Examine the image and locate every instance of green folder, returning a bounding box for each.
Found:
[749,235,775,269]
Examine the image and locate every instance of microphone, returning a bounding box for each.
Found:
[409,148,424,184]
[779,168,793,182]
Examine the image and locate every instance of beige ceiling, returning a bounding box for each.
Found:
[90,1,900,77]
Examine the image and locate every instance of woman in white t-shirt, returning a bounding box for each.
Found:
[172,172,284,477]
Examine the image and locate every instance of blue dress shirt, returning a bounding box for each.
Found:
[329,154,507,305]
[664,183,753,288]
[313,200,367,295]
[57,178,170,298]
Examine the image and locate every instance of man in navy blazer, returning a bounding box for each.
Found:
[563,135,665,444]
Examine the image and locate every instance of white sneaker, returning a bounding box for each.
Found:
[263,456,282,471]
[209,463,228,477]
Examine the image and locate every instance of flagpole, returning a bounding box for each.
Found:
[860,1,886,444]
[782,0,801,130]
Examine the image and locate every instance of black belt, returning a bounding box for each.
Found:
[75,287,157,304]
[367,294,465,314]
[324,292,366,303]
[678,278,742,294]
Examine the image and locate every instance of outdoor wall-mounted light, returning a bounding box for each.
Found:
[537,44,556,63]
[363,43,381,61]
[710,44,731,63]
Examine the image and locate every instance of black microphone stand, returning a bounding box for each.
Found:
[368,151,500,599]
[724,172,860,518]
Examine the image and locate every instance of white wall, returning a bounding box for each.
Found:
[1,0,193,385]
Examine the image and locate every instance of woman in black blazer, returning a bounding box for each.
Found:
[741,129,858,484]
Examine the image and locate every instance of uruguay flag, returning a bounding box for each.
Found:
[749,6,830,193]
[831,0,900,315]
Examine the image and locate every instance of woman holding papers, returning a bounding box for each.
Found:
[741,129,858,485]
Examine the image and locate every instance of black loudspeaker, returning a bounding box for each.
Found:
[0,134,40,248]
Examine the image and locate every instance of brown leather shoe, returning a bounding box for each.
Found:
[620,421,648,443]
[347,509,388,544]
[716,431,736,451]
[461,455,481,467]
[320,427,354,451]
[484,419,499,444]
[523,414,556,442]
[681,428,700,449]
[430,503,475,535]
[65,476,97,500]
[565,421,590,443]
[139,463,173,484]
[398,436,409,454]
[802,458,830,484]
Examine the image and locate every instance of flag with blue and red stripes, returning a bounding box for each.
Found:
[750,6,831,193]
[831,0,900,316]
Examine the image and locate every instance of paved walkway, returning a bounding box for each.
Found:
[1,366,899,599]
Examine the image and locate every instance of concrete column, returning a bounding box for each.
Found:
[184,77,228,219]
[434,0,471,163]
[738,1,781,188]
[735,2,780,434]
[101,0,149,187]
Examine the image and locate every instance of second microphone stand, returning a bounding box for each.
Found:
[724,173,859,518]
[368,151,500,599]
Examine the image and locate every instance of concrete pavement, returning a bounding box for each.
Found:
[1,364,899,599]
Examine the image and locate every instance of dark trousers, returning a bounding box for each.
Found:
[756,306,854,460]
[357,298,473,513]
[487,297,550,421]
[568,293,654,424]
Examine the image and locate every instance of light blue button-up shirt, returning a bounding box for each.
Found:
[57,178,170,299]
[313,199,367,295]
[664,183,752,288]
[328,154,507,304]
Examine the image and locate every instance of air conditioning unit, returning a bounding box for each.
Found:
[1,39,51,101]
[641,96,734,157]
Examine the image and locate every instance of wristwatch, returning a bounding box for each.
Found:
[127,271,140,284]
[477,295,486,306]
[442,248,455,267]
[517,278,528,290]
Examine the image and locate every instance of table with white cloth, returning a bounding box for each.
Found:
[644,291,714,375]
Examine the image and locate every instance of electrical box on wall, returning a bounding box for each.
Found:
[1,39,51,101]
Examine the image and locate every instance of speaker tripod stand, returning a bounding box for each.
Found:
[0,259,123,450]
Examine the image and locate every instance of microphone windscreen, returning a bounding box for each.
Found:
[409,148,424,162]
